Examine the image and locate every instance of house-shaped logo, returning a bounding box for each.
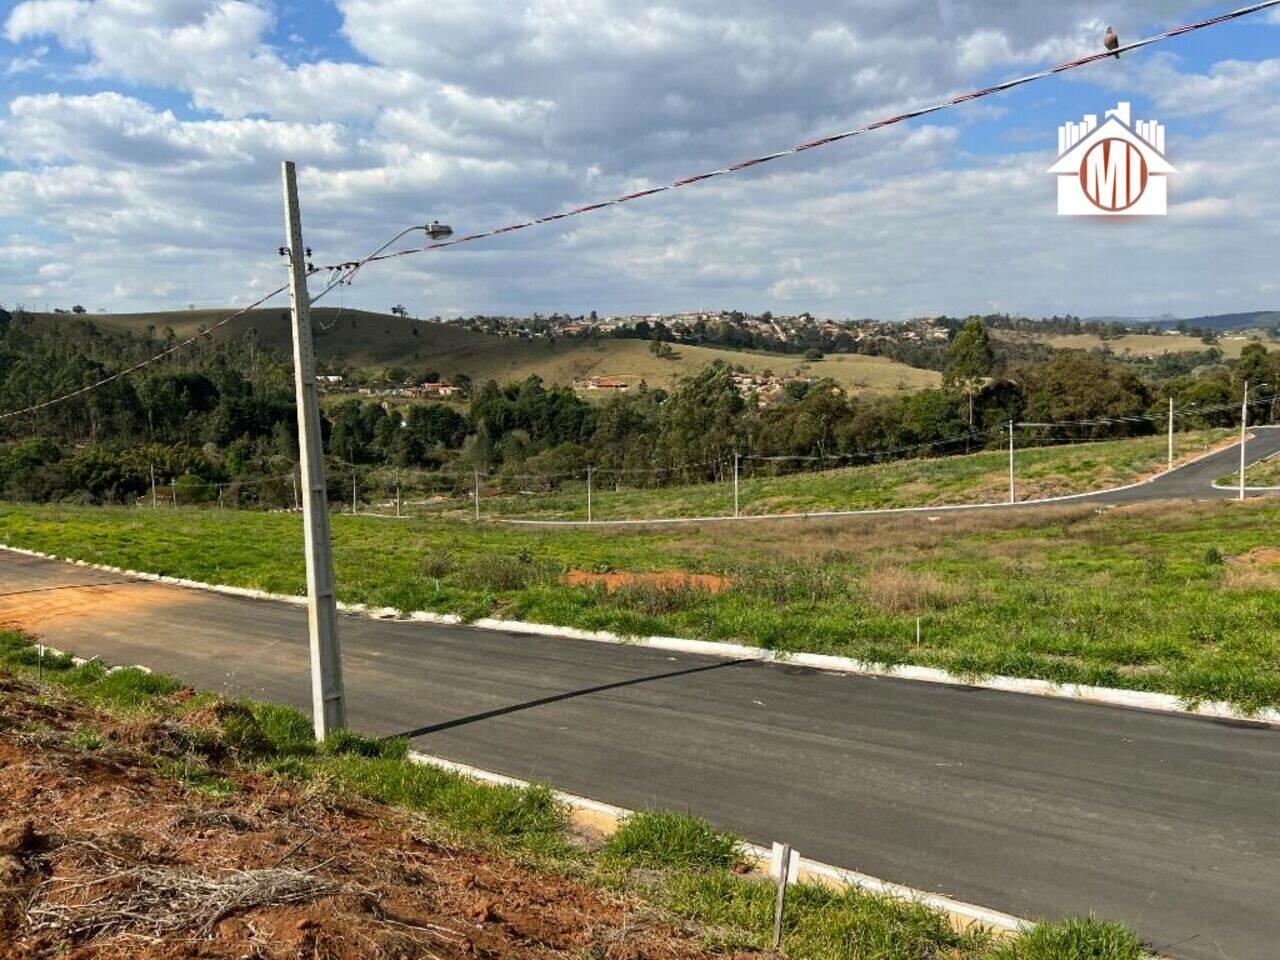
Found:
[1048,102,1174,216]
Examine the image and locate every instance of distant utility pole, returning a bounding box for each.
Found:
[733,452,740,518]
[395,466,402,519]
[281,160,345,740]
[474,468,481,521]
[1167,396,1174,472]
[1240,381,1250,501]
[150,463,157,509]
[1007,420,1016,504]
[587,466,593,523]
[350,445,358,516]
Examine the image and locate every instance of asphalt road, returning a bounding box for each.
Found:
[1,548,1277,960]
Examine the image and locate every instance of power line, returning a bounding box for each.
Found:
[313,1,1280,274]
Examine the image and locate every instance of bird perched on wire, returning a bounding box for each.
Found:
[1103,25,1120,58]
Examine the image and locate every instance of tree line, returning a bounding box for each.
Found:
[0,306,1276,505]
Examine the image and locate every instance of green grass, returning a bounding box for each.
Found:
[986,917,1147,960]
[1219,452,1280,488]
[0,629,1151,960]
[434,430,1230,522]
[3,479,1278,710]
[604,810,745,870]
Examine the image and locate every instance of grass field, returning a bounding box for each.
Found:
[990,329,1267,360]
[32,309,939,394]
[361,429,1233,521]
[2,491,1278,712]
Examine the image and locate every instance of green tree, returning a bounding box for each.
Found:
[945,318,995,429]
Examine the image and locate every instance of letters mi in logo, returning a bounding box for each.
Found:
[1048,102,1174,216]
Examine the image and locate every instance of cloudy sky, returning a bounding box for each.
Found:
[1,1,1278,321]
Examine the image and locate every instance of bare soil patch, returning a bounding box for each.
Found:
[0,674,752,960]
[0,582,190,632]
[564,570,732,593]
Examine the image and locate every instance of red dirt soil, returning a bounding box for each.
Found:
[0,674,753,960]
[563,571,732,593]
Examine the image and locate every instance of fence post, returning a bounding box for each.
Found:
[772,843,793,949]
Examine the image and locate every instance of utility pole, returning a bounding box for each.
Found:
[395,466,402,519]
[1240,381,1249,501]
[474,468,481,521]
[587,466,593,523]
[281,160,345,740]
[171,478,177,508]
[733,452,740,518]
[349,444,357,516]
[1008,420,1016,504]
[1167,396,1174,472]
[291,470,300,511]
[150,463,157,509]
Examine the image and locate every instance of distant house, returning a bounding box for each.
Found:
[579,376,629,392]
[317,375,344,384]
[407,382,464,399]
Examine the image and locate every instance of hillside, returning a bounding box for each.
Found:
[31,309,939,394]
[990,328,1268,359]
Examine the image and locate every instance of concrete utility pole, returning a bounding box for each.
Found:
[281,160,345,740]
[474,468,481,521]
[733,452,740,518]
[1167,396,1175,472]
[350,445,357,515]
[150,463,157,508]
[395,467,402,519]
[1240,381,1250,501]
[587,466,593,523]
[1008,420,1016,504]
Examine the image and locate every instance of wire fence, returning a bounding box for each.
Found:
[109,415,1276,524]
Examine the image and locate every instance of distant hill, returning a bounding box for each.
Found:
[27,308,940,395]
[1177,310,1280,332]
[1082,310,1280,332]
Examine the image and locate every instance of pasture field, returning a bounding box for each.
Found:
[2,492,1277,712]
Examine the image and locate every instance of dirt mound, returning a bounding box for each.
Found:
[0,675,751,960]
[564,570,732,593]
[1232,546,1280,567]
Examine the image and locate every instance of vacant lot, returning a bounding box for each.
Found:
[2,494,1277,712]
[432,429,1231,521]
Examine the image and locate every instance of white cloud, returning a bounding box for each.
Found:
[0,0,1276,320]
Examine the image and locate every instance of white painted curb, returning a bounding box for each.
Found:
[2,542,1277,729]
[406,750,1028,935]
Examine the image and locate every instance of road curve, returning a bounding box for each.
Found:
[0,550,1276,960]
[507,426,1280,526]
